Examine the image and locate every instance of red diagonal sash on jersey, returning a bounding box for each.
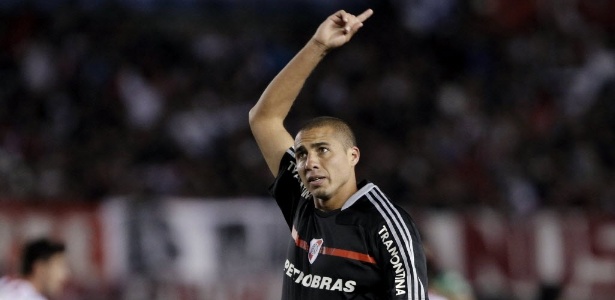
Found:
[292,226,376,264]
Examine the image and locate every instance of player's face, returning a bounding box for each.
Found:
[294,126,359,205]
[41,253,70,297]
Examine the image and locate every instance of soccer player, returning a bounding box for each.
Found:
[0,238,70,300]
[249,8,429,300]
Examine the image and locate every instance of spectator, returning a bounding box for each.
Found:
[0,238,70,300]
[0,1,613,214]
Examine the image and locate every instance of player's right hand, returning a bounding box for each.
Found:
[311,9,373,51]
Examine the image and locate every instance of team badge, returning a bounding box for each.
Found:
[308,238,324,264]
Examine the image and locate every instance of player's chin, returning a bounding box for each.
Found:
[310,188,331,201]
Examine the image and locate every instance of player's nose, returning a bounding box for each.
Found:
[305,152,320,170]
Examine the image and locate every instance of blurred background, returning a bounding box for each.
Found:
[0,0,614,299]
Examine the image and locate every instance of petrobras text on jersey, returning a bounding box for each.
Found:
[284,260,356,293]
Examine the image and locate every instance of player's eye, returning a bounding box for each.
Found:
[318,147,329,153]
[296,152,307,160]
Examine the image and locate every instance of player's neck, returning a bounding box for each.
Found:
[314,178,358,212]
[25,274,44,294]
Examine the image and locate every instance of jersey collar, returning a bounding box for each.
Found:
[341,180,375,211]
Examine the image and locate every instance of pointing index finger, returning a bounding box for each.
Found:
[357,9,374,23]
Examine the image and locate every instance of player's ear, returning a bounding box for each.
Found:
[348,146,360,166]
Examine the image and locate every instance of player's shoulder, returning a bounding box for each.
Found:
[278,147,297,172]
[337,181,411,228]
[0,276,47,300]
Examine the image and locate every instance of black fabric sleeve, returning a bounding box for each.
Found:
[372,210,429,300]
[269,148,309,230]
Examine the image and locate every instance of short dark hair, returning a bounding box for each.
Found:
[21,238,66,276]
[298,116,357,149]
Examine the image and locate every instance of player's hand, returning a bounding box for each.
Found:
[311,9,373,51]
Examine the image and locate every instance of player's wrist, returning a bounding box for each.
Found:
[307,38,331,57]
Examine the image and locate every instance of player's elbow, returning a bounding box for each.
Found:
[248,108,266,135]
[249,105,277,130]
[248,106,260,127]
[248,102,270,126]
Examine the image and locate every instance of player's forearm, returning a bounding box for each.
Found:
[249,39,328,125]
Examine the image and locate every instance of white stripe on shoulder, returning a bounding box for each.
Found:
[366,191,415,298]
[376,188,426,299]
[341,183,375,210]
[286,147,295,158]
[370,188,427,299]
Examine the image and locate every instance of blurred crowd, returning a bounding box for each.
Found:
[0,0,614,214]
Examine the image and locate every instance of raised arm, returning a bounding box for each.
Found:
[249,9,374,176]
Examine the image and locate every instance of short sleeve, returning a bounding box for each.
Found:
[269,147,310,230]
[372,211,429,299]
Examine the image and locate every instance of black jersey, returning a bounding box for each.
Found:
[270,148,429,300]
